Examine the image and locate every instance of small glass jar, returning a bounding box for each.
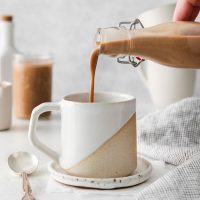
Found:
[13,54,52,119]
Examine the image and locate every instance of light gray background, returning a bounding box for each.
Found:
[0,0,199,115]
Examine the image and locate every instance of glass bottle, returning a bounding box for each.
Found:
[95,21,200,68]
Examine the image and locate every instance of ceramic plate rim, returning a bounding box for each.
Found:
[48,156,152,189]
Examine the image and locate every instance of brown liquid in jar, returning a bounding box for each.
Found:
[13,57,52,119]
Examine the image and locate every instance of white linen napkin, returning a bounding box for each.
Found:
[138,97,200,165]
[136,153,200,199]
[136,97,200,199]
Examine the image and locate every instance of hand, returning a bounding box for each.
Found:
[173,0,200,21]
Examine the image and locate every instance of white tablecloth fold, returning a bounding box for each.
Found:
[136,153,200,200]
[138,97,200,166]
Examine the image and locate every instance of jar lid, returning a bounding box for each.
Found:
[13,53,53,64]
[0,15,13,22]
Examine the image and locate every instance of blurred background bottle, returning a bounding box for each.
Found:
[0,15,17,82]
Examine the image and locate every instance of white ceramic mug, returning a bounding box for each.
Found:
[0,81,12,130]
[28,92,137,178]
[137,4,196,108]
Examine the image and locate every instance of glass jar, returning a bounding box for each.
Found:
[13,54,52,119]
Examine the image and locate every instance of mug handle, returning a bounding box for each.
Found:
[28,102,60,162]
[137,62,149,88]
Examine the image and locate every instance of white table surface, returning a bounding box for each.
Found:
[0,114,175,200]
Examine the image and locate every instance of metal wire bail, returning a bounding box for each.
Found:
[117,18,145,67]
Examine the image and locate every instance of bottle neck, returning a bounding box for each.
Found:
[96,28,137,56]
[0,21,14,49]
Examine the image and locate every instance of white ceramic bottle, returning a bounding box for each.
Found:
[0,16,17,82]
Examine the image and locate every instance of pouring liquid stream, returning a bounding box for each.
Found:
[89,47,100,102]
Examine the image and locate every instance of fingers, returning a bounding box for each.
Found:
[189,6,200,20]
[173,0,200,21]
[188,0,200,6]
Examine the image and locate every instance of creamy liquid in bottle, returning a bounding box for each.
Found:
[89,22,200,102]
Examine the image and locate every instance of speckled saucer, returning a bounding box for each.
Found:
[48,157,152,189]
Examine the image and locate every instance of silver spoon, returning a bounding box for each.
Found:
[8,151,38,200]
